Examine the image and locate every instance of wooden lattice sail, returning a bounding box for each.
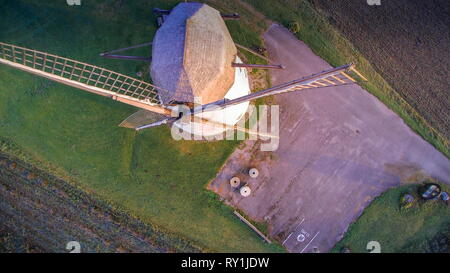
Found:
[0,42,171,115]
[196,64,365,113]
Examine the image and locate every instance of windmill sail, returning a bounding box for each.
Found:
[196,64,363,113]
[119,109,171,129]
[0,42,171,115]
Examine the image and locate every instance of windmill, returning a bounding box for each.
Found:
[0,2,366,139]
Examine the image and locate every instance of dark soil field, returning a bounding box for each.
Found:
[310,0,450,140]
[0,153,202,253]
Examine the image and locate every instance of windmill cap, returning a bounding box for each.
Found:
[151,3,237,105]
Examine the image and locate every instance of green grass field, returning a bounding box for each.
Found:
[2,0,448,253]
[0,0,283,252]
[332,184,450,253]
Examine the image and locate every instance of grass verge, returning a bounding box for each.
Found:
[332,183,450,253]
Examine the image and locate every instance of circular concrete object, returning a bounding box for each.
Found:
[230,177,241,188]
[249,168,259,178]
[297,234,306,242]
[240,186,251,197]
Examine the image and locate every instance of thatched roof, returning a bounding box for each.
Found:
[151,2,237,105]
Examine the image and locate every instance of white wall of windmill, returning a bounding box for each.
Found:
[173,56,251,137]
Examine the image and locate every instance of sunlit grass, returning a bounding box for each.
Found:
[332,184,450,253]
[0,0,283,252]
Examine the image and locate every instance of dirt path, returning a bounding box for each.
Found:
[209,24,450,253]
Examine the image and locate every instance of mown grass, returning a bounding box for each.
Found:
[0,0,284,252]
[332,184,450,253]
[244,0,449,158]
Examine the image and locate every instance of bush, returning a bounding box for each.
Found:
[400,193,416,210]
[288,21,301,33]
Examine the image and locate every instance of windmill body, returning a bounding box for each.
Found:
[151,3,251,137]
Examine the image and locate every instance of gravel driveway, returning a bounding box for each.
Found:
[208,24,450,253]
